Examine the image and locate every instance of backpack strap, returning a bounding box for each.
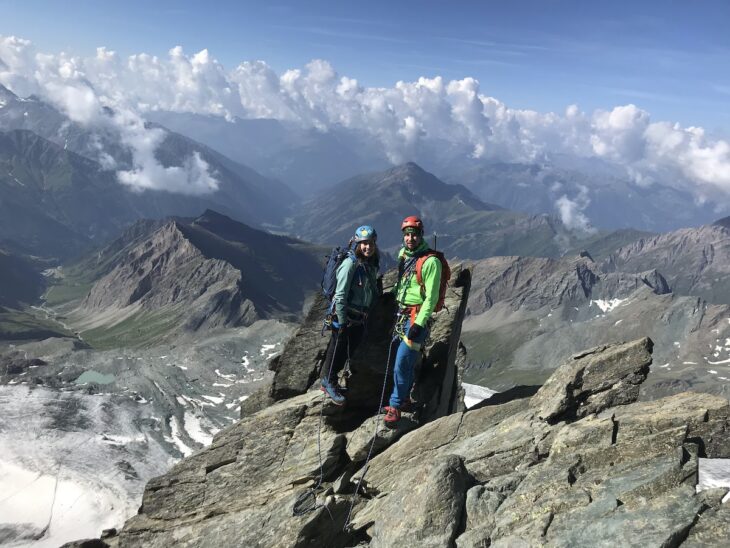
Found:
[415,252,438,296]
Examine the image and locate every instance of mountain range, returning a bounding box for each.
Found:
[146,109,724,232]
[0,84,295,257]
[450,161,719,232]
[47,210,325,348]
[289,162,651,259]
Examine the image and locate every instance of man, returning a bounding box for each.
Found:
[384,215,442,427]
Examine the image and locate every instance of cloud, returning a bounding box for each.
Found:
[114,111,219,195]
[0,36,219,195]
[1,34,730,200]
[555,185,595,233]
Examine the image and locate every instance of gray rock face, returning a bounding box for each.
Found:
[601,223,730,304]
[248,262,472,423]
[94,336,730,547]
[65,210,324,345]
[463,253,730,401]
[530,337,653,422]
[468,255,669,317]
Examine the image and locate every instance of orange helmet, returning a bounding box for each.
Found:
[401,215,424,233]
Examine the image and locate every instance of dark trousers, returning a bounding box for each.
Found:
[321,324,366,384]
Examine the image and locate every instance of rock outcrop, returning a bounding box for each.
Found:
[243,262,472,423]
[79,335,730,547]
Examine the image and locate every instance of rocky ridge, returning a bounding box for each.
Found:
[601,222,730,304]
[463,253,730,400]
[68,262,730,546]
[61,210,324,346]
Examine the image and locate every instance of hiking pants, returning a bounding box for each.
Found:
[321,324,365,384]
[389,317,428,408]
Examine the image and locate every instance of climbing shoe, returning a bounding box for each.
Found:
[383,406,401,428]
[320,379,346,406]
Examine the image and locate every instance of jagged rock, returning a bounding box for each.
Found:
[684,494,730,547]
[546,486,703,546]
[89,335,730,548]
[530,337,653,422]
[354,454,471,548]
[253,262,471,424]
[266,295,331,402]
[345,411,418,463]
[59,540,110,548]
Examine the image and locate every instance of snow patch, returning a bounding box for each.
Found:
[696,458,730,504]
[260,342,282,359]
[462,383,497,409]
[590,299,624,313]
[0,460,133,548]
[165,416,193,456]
[707,357,730,365]
[215,369,236,381]
[183,411,214,446]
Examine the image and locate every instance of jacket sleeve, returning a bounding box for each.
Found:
[414,255,442,326]
[333,257,356,322]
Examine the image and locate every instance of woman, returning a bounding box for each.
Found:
[321,225,380,405]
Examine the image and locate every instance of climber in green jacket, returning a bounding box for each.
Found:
[384,215,442,427]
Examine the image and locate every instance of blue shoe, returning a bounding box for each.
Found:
[320,379,346,405]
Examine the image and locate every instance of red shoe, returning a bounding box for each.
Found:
[383,406,401,428]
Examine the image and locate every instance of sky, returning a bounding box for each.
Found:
[1,0,730,207]
[1,0,729,136]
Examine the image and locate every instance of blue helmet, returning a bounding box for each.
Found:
[353,225,377,243]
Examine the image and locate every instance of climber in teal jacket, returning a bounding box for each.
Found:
[321,225,380,405]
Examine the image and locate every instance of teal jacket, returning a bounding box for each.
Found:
[333,253,379,322]
[394,241,442,327]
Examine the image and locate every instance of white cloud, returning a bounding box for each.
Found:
[555,185,595,233]
[0,35,220,195]
[1,34,730,199]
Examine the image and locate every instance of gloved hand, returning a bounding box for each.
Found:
[332,320,347,332]
[407,323,423,340]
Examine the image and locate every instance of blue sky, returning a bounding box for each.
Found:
[2,0,729,135]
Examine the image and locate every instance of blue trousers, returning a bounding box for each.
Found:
[389,318,428,408]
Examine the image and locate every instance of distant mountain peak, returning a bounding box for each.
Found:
[388,161,426,178]
[712,216,730,230]
[0,83,15,101]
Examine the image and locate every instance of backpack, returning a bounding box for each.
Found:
[416,251,451,313]
[399,250,451,313]
[321,246,355,304]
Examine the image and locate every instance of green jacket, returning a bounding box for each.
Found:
[333,253,379,322]
[394,241,442,327]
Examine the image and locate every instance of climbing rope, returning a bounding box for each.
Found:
[292,327,344,517]
[342,334,396,531]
